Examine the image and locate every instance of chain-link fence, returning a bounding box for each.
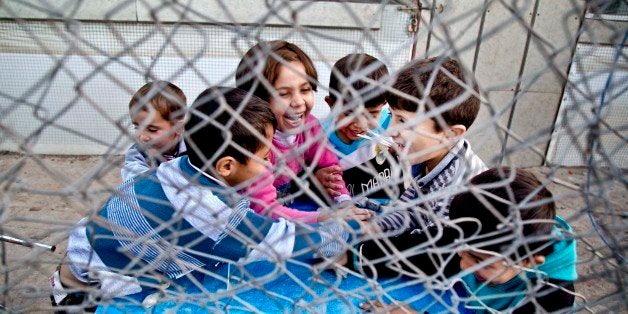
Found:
[0,0,625,312]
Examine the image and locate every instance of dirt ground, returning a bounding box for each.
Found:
[0,153,625,313]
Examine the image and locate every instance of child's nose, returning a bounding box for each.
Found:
[138,132,151,143]
[291,93,306,109]
[386,120,400,136]
[458,254,469,269]
[353,121,366,131]
[385,127,399,139]
[353,116,367,129]
[458,252,476,269]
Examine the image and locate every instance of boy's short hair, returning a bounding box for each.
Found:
[235,40,318,102]
[449,168,556,259]
[328,53,389,109]
[387,57,479,130]
[129,81,187,122]
[184,87,277,168]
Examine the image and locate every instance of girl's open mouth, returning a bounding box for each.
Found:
[284,112,305,127]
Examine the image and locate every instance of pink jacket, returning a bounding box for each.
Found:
[247,115,351,223]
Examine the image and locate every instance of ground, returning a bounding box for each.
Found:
[0,153,624,312]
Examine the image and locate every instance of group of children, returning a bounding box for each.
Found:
[50,40,577,313]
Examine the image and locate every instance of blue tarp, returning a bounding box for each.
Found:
[97,260,466,313]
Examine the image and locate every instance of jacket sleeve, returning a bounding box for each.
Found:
[376,208,423,233]
[121,144,150,182]
[246,170,321,223]
[350,224,462,279]
[376,198,448,233]
[305,118,352,203]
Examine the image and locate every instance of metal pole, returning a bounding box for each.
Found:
[0,235,56,252]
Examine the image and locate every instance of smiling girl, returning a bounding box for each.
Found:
[236,40,370,223]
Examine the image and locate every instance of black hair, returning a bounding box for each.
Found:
[449,168,556,259]
[328,53,389,108]
[184,87,277,169]
[387,57,479,130]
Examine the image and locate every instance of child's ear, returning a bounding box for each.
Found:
[521,255,546,268]
[215,156,237,178]
[324,96,334,109]
[447,124,467,138]
[174,128,182,138]
[173,120,185,136]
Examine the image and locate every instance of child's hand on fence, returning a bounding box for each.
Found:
[315,165,344,197]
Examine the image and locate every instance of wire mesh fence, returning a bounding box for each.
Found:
[0,0,625,312]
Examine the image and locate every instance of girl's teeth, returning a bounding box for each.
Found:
[286,113,303,121]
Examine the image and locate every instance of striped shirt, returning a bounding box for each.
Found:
[377,139,486,233]
[121,140,186,182]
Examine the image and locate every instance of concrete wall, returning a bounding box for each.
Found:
[411,0,585,167]
[547,12,628,168]
[0,0,591,168]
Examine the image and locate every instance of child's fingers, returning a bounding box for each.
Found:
[317,166,340,176]
[326,188,341,196]
[315,167,344,189]
[351,207,375,221]
[346,213,370,222]
[323,181,341,190]
[325,173,343,183]
[332,183,344,190]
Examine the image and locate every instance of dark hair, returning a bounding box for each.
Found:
[387,57,479,130]
[235,40,318,102]
[328,53,389,109]
[449,168,556,259]
[184,87,277,169]
[129,81,187,122]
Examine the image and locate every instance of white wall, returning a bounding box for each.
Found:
[0,2,414,154]
[2,0,612,169]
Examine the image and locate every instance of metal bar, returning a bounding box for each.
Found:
[410,0,421,60]
[0,235,56,252]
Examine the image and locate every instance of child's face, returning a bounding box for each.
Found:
[458,250,520,284]
[225,125,274,186]
[335,103,385,144]
[387,108,449,167]
[269,61,314,132]
[132,109,181,155]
